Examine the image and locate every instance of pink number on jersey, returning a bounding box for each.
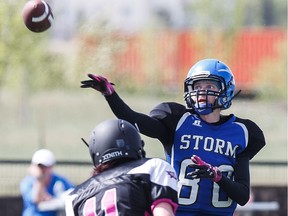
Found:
[101,188,118,216]
[83,197,97,216]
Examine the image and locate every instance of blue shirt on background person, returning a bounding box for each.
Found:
[20,149,74,216]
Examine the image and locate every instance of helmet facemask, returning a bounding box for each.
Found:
[184,77,225,115]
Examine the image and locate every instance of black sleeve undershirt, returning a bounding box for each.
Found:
[217,156,250,206]
[105,93,168,139]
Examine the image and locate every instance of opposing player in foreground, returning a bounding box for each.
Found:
[65,119,178,216]
[80,58,266,215]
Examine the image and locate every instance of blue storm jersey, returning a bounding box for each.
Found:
[105,94,266,216]
[168,112,247,215]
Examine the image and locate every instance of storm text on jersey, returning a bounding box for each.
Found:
[180,135,239,158]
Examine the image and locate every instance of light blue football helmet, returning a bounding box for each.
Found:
[184,59,236,115]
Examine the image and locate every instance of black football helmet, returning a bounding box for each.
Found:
[88,119,145,166]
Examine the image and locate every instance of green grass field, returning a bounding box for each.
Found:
[0,89,287,162]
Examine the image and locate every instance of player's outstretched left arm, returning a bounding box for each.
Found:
[80,74,169,140]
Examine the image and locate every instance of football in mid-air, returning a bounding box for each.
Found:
[22,0,54,33]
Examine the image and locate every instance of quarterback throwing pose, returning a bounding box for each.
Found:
[80,59,265,215]
[65,119,178,216]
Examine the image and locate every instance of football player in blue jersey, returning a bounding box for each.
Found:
[80,58,266,216]
[65,119,178,216]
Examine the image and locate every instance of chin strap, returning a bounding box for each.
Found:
[194,103,214,115]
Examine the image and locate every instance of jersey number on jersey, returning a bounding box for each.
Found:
[83,188,118,216]
[178,159,233,207]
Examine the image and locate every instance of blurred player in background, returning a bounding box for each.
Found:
[20,149,74,216]
[65,119,178,216]
[80,58,265,215]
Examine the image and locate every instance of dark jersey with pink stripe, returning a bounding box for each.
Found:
[66,158,178,216]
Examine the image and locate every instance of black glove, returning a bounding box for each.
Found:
[80,74,115,96]
[187,155,222,182]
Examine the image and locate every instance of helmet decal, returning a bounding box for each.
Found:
[87,119,145,166]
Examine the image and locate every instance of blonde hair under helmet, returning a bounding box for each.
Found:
[31,149,56,167]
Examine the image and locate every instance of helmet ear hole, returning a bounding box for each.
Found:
[185,97,193,109]
[184,91,194,109]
